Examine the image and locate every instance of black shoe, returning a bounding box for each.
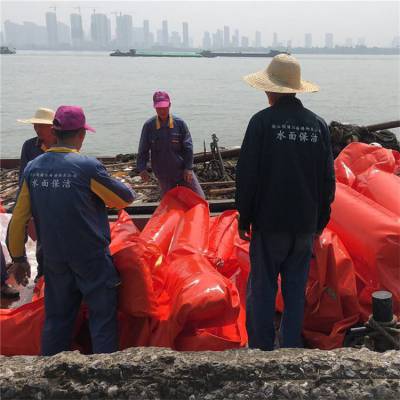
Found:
[1,284,20,299]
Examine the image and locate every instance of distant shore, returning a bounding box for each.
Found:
[3,46,400,56]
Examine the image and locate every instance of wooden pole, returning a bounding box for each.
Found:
[209,187,236,196]
[364,120,400,132]
[132,181,236,190]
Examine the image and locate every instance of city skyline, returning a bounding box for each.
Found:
[1,1,399,48]
[3,11,400,51]
[5,12,399,51]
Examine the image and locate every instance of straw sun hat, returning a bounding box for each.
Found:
[243,54,319,93]
[17,107,55,125]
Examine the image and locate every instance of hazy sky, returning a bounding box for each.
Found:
[1,0,399,47]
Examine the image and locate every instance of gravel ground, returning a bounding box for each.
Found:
[1,347,400,400]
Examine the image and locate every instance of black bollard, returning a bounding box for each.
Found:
[372,291,393,323]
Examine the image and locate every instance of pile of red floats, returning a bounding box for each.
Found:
[1,143,399,355]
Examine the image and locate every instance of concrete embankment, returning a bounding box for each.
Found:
[1,347,400,399]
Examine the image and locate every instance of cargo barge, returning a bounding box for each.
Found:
[109,49,289,58]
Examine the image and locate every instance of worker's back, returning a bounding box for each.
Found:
[236,96,335,234]
[23,148,127,263]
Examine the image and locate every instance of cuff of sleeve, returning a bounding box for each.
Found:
[11,256,27,263]
[317,212,331,233]
[238,216,251,231]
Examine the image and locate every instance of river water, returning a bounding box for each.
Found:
[1,51,399,158]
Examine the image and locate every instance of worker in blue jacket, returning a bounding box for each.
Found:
[237,55,335,351]
[137,91,205,198]
[7,105,136,355]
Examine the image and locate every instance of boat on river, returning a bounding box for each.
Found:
[200,49,289,58]
[110,49,203,57]
[0,46,16,55]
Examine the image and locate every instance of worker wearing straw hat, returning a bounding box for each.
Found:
[17,108,57,181]
[236,54,336,350]
[15,107,56,283]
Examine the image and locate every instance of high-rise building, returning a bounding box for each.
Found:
[170,31,181,47]
[357,37,366,47]
[212,29,223,49]
[70,13,84,47]
[143,20,150,47]
[22,22,47,47]
[305,33,312,48]
[345,38,353,48]
[116,14,133,48]
[392,36,400,48]
[241,36,249,48]
[255,31,261,47]
[223,26,230,48]
[156,29,163,45]
[91,13,111,47]
[202,31,211,49]
[162,20,169,46]
[57,22,70,45]
[232,29,239,47]
[4,20,47,48]
[4,20,23,47]
[45,12,58,48]
[133,27,144,46]
[148,32,154,46]
[272,32,278,47]
[182,22,189,48]
[287,40,292,50]
[325,33,334,48]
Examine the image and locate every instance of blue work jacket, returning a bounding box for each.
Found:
[137,115,194,183]
[7,147,135,263]
[19,137,46,183]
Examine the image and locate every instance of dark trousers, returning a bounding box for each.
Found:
[158,175,205,198]
[0,246,7,285]
[42,254,119,356]
[36,240,44,277]
[246,231,313,351]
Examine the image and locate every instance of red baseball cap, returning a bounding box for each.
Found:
[53,105,96,132]
[153,91,171,108]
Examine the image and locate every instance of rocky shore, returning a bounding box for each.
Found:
[1,347,400,400]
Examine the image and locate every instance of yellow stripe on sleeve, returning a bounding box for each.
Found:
[90,179,131,209]
[7,180,32,259]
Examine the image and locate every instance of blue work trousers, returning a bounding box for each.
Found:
[158,174,205,198]
[42,254,119,356]
[246,231,313,350]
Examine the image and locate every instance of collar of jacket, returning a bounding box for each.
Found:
[156,115,174,130]
[46,147,79,153]
[35,137,48,152]
[273,95,303,108]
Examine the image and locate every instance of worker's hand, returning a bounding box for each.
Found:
[7,260,31,287]
[139,170,150,183]
[239,229,251,242]
[183,169,193,183]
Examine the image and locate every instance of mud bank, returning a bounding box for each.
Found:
[1,347,400,400]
